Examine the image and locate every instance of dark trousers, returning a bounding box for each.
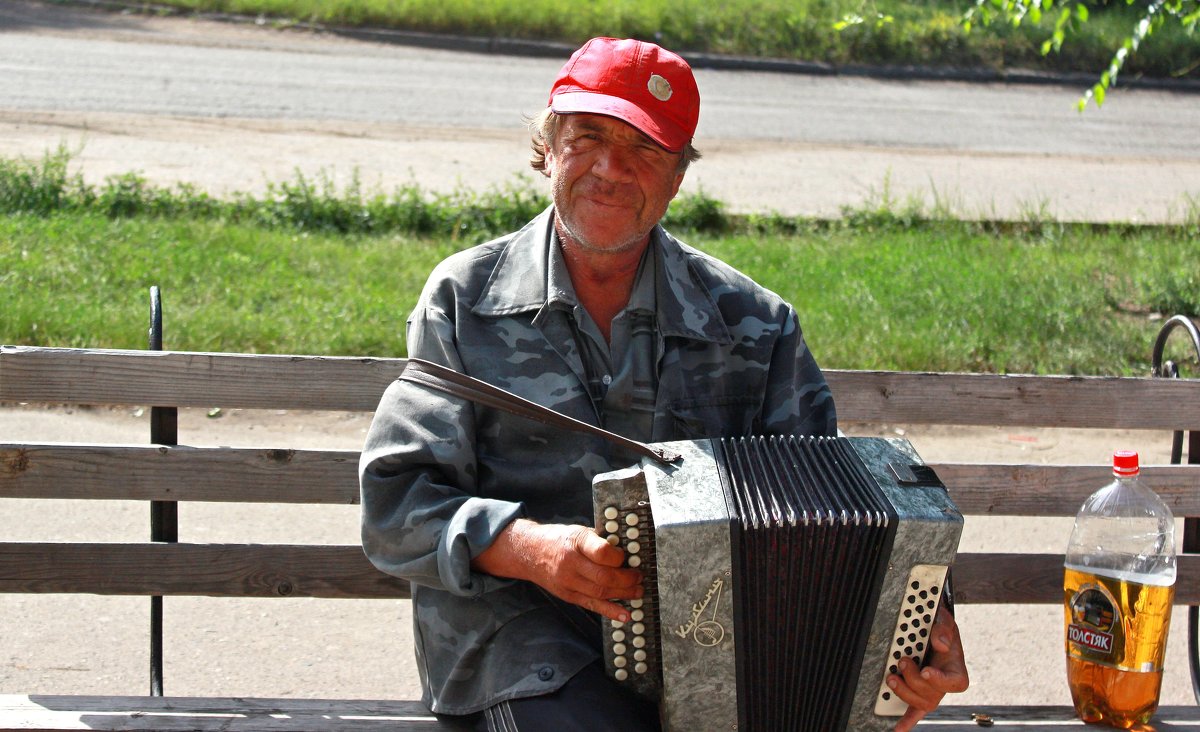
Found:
[454,662,661,732]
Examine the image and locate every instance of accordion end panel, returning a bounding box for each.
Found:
[593,440,740,732]
[845,437,964,731]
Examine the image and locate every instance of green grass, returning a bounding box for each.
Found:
[141,0,1198,81]
[3,151,1198,374]
[694,222,1198,374]
[1,213,457,355]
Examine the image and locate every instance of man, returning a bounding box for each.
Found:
[360,37,968,731]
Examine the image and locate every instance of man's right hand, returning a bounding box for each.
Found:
[472,518,644,622]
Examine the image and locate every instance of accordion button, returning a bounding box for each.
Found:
[627,542,641,554]
[630,599,643,609]
[628,556,642,568]
[614,656,628,668]
[604,507,619,520]
[631,609,644,622]
[625,513,639,526]
[634,650,647,662]
[626,527,640,540]
[612,630,626,642]
[632,636,646,649]
[632,623,645,635]
[606,535,619,546]
[614,643,627,655]
[615,669,629,681]
[605,521,619,533]
[635,662,648,674]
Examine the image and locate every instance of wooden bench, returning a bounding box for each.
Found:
[3,317,1200,730]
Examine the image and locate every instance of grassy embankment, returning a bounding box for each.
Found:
[3,151,1198,375]
[144,0,1198,82]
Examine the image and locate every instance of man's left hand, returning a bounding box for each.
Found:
[889,605,969,732]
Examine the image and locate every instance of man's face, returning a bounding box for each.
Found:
[546,113,685,257]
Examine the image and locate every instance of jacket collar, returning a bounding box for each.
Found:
[472,207,731,345]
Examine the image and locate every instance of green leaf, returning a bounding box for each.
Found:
[834,14,863,30]
[1093,82,1106,106]
[1075,4,1089,21]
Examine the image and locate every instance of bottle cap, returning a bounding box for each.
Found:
[1113,450,1139,476]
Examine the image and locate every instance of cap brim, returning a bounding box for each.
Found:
[551,91,689,153]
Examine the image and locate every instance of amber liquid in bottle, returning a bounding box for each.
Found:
[1064,567,1174,729]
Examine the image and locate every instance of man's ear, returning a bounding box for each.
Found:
[542,145,556,178]
[670,170,685,199]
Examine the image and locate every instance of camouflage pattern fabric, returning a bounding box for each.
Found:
[359,206,836,715]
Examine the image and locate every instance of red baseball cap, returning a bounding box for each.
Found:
[549,37,700,153]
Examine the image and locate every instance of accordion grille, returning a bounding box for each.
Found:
[718,435,897,732]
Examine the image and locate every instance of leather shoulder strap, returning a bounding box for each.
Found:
[399,358,680,465]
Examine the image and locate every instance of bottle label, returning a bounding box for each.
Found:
[1064,568,1174,673]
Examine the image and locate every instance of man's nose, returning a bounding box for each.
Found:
[591,144,636,182]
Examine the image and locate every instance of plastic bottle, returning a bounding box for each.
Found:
[1064,450,1176,728]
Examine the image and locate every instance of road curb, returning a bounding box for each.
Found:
[33,0,1200,93]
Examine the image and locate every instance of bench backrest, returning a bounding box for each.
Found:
[2,344,1200,605]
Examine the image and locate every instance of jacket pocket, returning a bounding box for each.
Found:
[668,394,761,440]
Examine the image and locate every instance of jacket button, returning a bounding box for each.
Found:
[537,667,555,681]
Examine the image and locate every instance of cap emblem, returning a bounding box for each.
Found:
[647,74,673,102]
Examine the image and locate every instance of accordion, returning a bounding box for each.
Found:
[591,435,963,732]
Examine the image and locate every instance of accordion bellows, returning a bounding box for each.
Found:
[592,435,963,732]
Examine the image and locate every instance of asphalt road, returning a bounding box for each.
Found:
[2,0,1199,220]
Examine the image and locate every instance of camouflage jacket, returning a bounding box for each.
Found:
[359,207,836,715]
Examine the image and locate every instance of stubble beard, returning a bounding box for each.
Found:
[552,179,659,259]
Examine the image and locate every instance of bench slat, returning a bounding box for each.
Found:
[3,544,1198,604]
[0,543,410,599]
[1,443,358,504]
[954,553,1200,604]
[0,346,405,412]
[0,695,470,731]
[927,704,1200,729]
[829,369,1200,429]
[2,698,1199,732]
[7,443,1200,517]
[936,462,1200,515]
[7,346,1200,429]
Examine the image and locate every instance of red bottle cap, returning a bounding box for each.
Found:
[1113,450,1140,476]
